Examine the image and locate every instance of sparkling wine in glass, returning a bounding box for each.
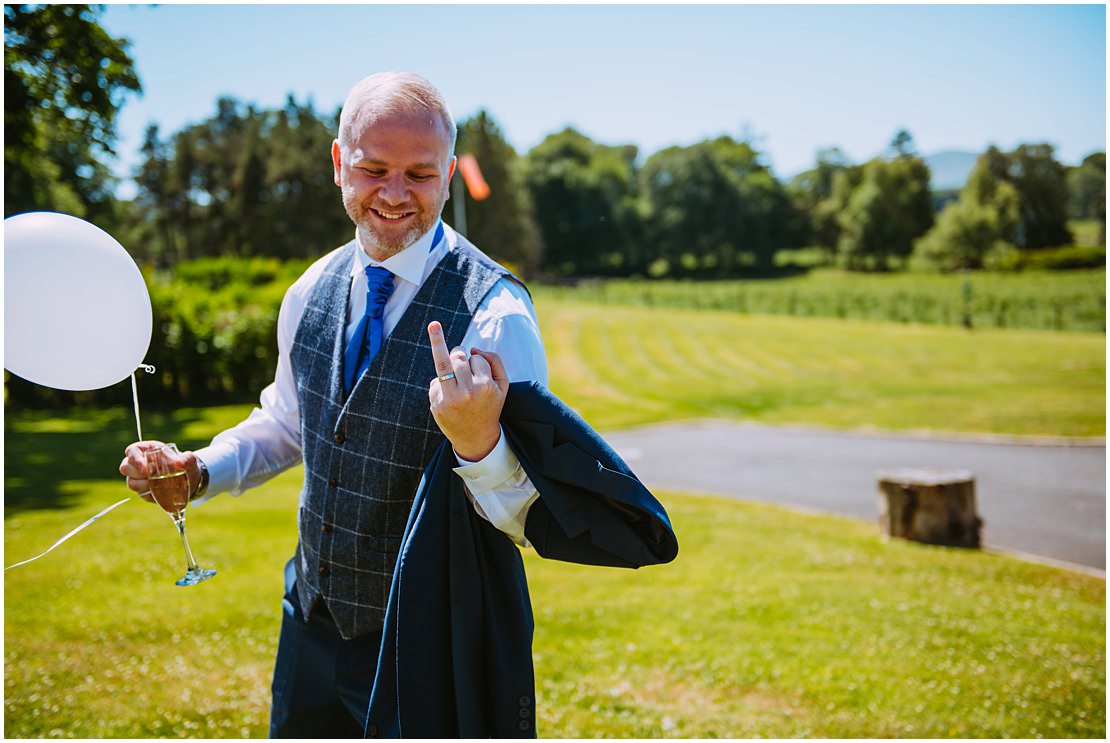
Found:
[146,443,216,587]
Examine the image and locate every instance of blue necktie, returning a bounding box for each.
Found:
[343,265,395,396]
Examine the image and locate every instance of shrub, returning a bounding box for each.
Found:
[1017,245,1106,271]
[4,258,301,409]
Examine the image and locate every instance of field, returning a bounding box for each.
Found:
[536,297,1104,437]
[4,293,1106,738]
[535,268,1106,332]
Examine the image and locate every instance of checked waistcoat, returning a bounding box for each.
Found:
[289,235,508,640]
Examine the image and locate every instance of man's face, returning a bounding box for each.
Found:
[333,109,455,260]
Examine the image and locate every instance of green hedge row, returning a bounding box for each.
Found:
[5,257,311,410]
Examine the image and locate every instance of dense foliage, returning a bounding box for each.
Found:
[447,110,543,274]
[127,97,351,264]
[4,4,141,227]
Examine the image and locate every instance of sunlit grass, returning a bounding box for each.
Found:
[536,299,1105,437]
[4,460,1103,737]
[526,492,1104,737]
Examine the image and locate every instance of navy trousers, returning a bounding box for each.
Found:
[269,559,383,738]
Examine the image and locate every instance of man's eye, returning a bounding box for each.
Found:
[359,168,385,177]
[409,174,434,182]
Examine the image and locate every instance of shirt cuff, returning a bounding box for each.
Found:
[452,427,538,547]
[452,426,517,493]
[191,441,241,505]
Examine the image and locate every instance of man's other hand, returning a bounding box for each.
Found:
[426,320,508,462]
[120,441,201,503]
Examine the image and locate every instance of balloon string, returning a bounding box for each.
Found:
[7,364,156,572]
[131,363,155,441]
[5,498,133,571]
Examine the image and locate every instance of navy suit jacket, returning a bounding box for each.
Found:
[364,381,678,738]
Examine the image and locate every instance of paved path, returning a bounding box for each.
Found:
[603,421,1106,573]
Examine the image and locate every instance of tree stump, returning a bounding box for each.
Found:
[877,468,981,548]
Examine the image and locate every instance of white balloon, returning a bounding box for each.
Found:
[3,212,152,391]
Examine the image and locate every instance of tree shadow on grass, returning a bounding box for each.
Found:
[3,406,212,516]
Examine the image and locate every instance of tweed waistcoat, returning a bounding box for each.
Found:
[290,235,508,640]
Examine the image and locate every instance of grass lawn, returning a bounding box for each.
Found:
[4,433,1104,738]
[4,307,1105,737]
[537,299,1105,437]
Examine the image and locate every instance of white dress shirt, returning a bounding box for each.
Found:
[194,221,547,545]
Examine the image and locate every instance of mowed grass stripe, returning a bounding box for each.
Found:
[542,304,626,405]
[573,312,672,415]
[663,320,755,385]
[586,310,675,388]
[682,322,776,381]
[535,297,1105,436]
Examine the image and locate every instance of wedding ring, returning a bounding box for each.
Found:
[437,372,456,383]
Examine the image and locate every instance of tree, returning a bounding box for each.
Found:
[913,152,1021,271]
[4,4,141,224]
[1067,152,1105,245]
[638,136,793,276]
[914,144,1075,270]
[449,110,543,276]
[832,150,934,271]
[127,96,350,263]
[788,147,853,257]
[523,127,637,275]
[889,128,916,158]
[976,144,1072,249]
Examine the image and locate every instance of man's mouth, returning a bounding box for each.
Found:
[372,208,413,221]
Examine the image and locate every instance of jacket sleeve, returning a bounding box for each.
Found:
[503,382,679,568]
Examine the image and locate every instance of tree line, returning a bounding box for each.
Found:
[6,4,1106,281]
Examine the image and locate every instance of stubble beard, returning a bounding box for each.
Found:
[343,190,446,260]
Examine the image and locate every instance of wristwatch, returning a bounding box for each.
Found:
[193,457,210,500]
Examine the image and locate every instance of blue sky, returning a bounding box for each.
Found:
[99,2,1105,194]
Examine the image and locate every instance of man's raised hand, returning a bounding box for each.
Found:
[427,320,508,462]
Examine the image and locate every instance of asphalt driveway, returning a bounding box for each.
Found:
[603,421,1106,573]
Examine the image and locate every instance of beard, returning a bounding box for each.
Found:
[342,189,447,259]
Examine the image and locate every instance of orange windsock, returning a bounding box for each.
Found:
[458,154,491,201]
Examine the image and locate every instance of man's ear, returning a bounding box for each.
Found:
[331,139,343,187]
[444,155,457,199]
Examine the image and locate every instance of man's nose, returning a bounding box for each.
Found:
[378,174,409,205]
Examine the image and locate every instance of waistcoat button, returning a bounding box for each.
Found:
[328,477,338,488]
[322,524,332,535]
[334,432,345,444]
[319,565,328,576]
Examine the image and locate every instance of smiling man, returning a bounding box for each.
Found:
[119,71,548,737]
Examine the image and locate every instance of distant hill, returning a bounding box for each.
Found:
[924,150,979,191]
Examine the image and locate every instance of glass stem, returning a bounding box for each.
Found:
[173,515,201,572]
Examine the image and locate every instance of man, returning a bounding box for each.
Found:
[119,71,547,737]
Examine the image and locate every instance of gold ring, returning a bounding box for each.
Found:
[437,373,456,383]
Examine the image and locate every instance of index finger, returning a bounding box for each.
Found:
[427,321,453,376]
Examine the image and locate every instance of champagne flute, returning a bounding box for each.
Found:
[145,443,216,586]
